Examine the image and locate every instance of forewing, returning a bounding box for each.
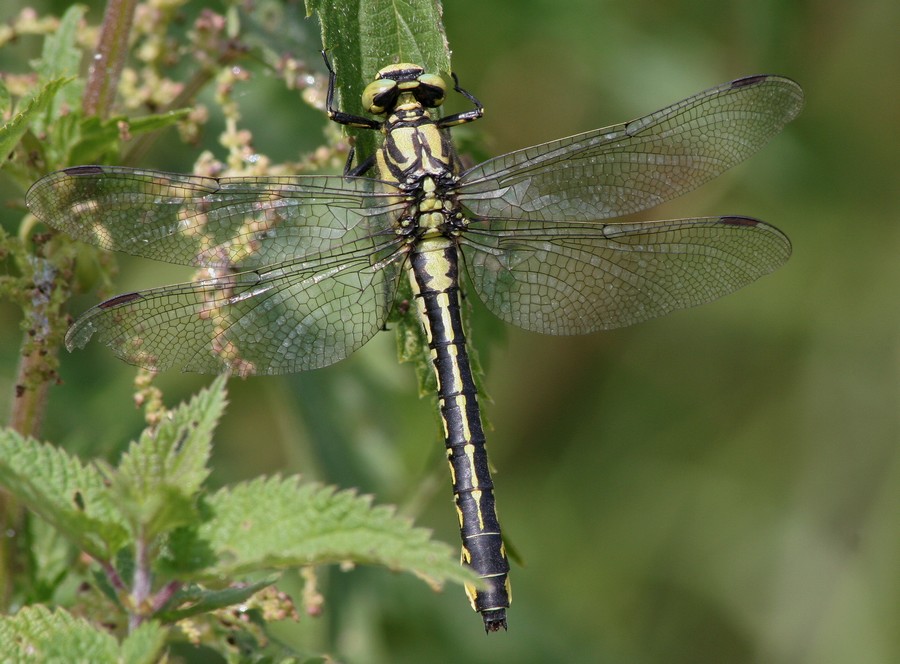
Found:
[26,166,403,269]
[457,76,803,221]
[461,216,790,335]
[66,242,407,375]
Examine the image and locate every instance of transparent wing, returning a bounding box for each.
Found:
[457,75,803,221]
[460,216,790,335]
[26,166,405,269]
[26,165,410,375]
[66,240,408,375]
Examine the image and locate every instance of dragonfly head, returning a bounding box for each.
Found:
[362,63,446,115]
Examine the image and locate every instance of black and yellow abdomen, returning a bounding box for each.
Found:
[408,235,511,631]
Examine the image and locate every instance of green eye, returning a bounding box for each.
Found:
[362,79,397,114]
[417,74,447,106]
[418,74,446,92]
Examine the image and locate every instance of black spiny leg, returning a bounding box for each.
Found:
[343,146,377,177]
[321,50,381,129]
[437,72,485,128]
[321,51,380,175]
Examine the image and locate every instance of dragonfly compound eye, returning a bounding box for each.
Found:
[362,78,397,114]
[415,73,447,107]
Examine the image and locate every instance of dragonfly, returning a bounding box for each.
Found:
[26,54,803,632]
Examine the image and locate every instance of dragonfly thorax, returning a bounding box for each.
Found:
[377,104,459,186]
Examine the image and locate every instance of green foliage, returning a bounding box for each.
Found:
[0,428,130,561]
[0,605,166,664]
[65,110,191,166]
[156,577,276,622]
[175,476,471,585]
[114,375,221,540]
[0,78,70,167]
[1,377,472,659]
[34,5,85,83]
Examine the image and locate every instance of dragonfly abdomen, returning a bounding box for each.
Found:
[408,241,511,632]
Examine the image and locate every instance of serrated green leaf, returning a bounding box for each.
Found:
[0,606,167,663]
[156,577,278,622]
[357,0,449,80]
[0,605,120,662]
[35,5,86,117]
[120,619,168,664]
[158,516,217,575]
[0,78,70,166]
[161,476,476,591]
[0,428,129,561]
[306,0,450,164]
[36,5,85,80]
[28,517,77,602]
[115,376,226,539]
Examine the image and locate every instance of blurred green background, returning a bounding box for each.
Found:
[1,0,898,662]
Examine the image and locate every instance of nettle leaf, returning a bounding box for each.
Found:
[119,620,169,664]
[34,5,86,122]
[67,109,191,165]
[162,476,476,591]
[27,517,77,602]
[0,429,128,561]
[35,5,85,80]
[306,0,450,163]
[0,78,70,165]
[0,605,117,661]
[115,376,226,539]
[156,576,278,622]
[0,605,166,663]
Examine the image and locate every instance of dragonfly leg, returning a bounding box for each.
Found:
[437,71,484,128]
[321,50,381,129]
[343,146,376,177]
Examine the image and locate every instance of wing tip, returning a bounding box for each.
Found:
[729,74,805,121]
[719,214,792,250]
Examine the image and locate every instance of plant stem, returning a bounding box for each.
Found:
[2,251,70,609]
[7,260,57,437]
[99,559,127,593]
[130,530,150,632]
[150,581,182,613]
[83,0,139,118]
